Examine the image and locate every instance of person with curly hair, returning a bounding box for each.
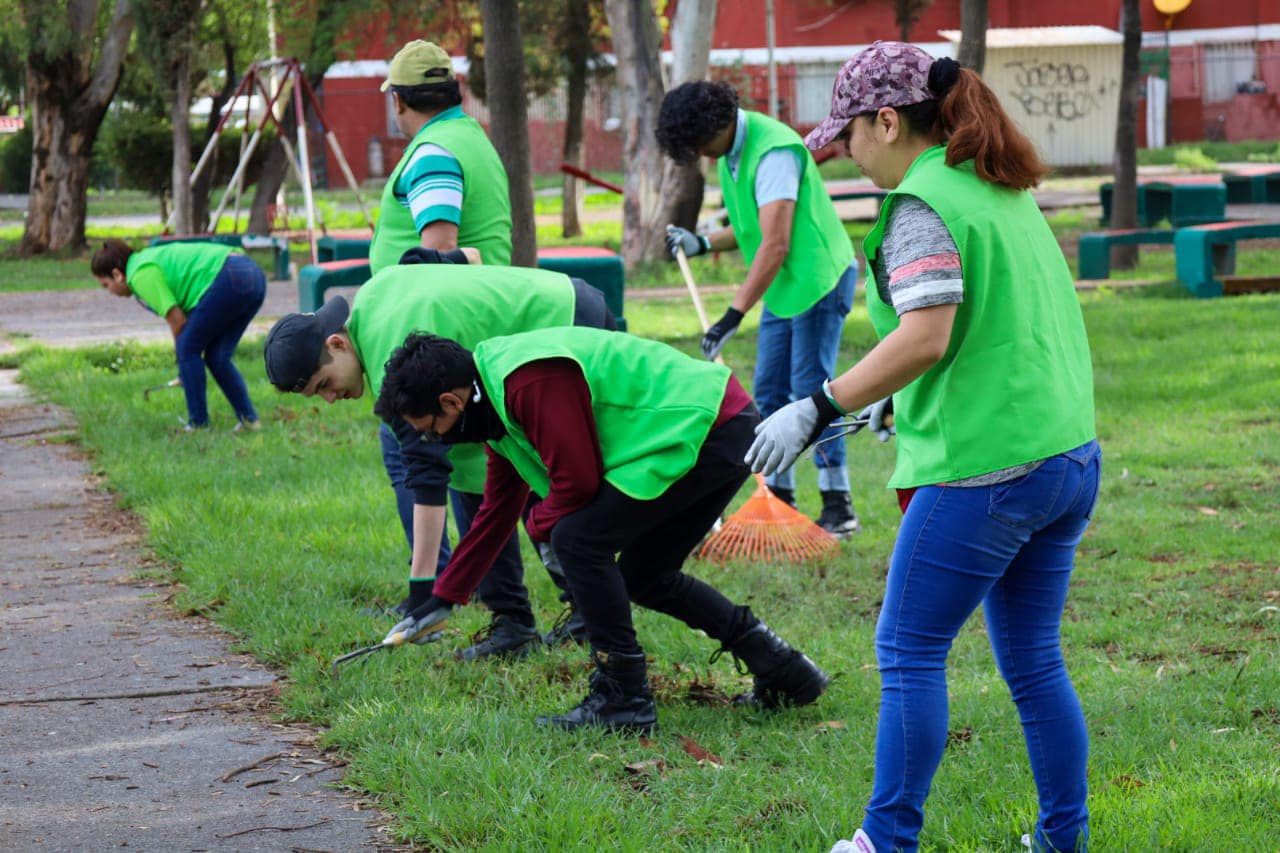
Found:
[656,80,861,538]
[746,42,1098,853]
[91,238,265,431]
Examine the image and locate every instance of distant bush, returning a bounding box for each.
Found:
[1174,147,1218,172]
[0,124,31,193]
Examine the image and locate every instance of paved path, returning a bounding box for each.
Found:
[0,372,391,851]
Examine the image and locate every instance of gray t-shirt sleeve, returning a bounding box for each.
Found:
[754,148,803,207]
[871,195,964,315]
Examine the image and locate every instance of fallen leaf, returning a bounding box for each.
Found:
[1195,506,1220,516]
[677,735,723,767]
[816,720,847,732]
[624,758,667,775]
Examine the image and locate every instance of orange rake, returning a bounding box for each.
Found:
[698,474,840,565]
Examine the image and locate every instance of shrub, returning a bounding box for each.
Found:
[0,124,31,193]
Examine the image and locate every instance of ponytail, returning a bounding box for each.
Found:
[90,238,134,278]
[936,67,1049,190]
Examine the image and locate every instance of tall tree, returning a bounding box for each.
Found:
[135,0,205,235]
[603,0,675,267]
[957,0,987,74]
[17,0,134,255]
[663,0,718,233]
[892,0,932,42]
[479,0,537,266]
[558,0,596,238]
[1111,0,1142,270]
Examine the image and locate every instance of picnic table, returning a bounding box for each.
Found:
[1100,175,1226,228]
[1222,165,1280,204]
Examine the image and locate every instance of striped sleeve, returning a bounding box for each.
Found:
[396,142,464,232]
[879,195,963,315]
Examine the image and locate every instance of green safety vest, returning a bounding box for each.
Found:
[348,265,576,492]
[126,243,234,315]
[370,112,512,273]
[718,111,853,318]
[863,145,1096,488]
[475,327,731,500]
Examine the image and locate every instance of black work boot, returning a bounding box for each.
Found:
[716,620,830,709]
[536,648,657,733]
[816,490,860,538]
[768,485,797,508]
[455,613,540,661]
[542,600,588,647]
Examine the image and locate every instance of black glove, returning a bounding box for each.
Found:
[398,247,471,265]
[701,308,743,361]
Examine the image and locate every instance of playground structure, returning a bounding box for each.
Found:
[167,57,374,265]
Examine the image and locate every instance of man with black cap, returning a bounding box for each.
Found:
[264,260,613,659]
[370,39,513,596]
[372,327,830,734]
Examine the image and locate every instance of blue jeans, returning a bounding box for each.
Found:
[863,441,1101,853]
[379,422,451,574]
[754,264,855,493]
[175,255,265,426]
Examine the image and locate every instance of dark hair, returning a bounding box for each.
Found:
[90,238,135,277]
[897,59,1048,191]
[392,79,463,112]
[656,80,739,165]
[374,332,476,423]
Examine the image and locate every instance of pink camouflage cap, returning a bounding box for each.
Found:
[804,41,937,150]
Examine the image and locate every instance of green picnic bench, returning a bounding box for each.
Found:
[1100,176,1226,228]
[1222,166,1280,204]
[1076,228,1176,279]
[1174,219,1280,297]
[296,247,627,329]
[148,233,291,281]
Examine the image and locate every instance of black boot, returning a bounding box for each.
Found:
[536,648,657,733]
[816,490,860,538]
[542,599,588,647]
[455,613,540,661]
[716,620,830,710]
[769,485,797,508]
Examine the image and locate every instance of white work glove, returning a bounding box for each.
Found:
[745,390,842,476]
[858,396,895,443]
[383,595,454,646]
[665,224,710,259]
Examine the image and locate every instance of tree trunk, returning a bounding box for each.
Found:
[193,37,239,232]
[480,0,537,266]
[664,0,718,233]
[604,0,676,268]
[248,100,294,234]
[170,51,195,235]
[957,0,987,74]
[1111,0,1142,270]
[560,0,592,238]
[19,0,134,256]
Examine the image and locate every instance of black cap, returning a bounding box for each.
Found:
[263,296,350,392]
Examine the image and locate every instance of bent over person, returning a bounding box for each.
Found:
[374,327,830,733]
[747,43,1099,853]
[264,262,612,659]
[657,80,861,538]
[92,238,265,431]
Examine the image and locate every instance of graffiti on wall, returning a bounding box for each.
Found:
[1004,60,1119,123]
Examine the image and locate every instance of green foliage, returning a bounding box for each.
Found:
[0,122,31,192]
[1173,146,1218,172]
[16,288,1280,849]
[465,0,609,103]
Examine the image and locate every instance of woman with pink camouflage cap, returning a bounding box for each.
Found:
[745,41,1099,853]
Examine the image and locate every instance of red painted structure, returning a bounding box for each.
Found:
[315,0,1280,184]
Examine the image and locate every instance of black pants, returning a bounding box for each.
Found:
[452,489,535,626]
[549,408,760,654]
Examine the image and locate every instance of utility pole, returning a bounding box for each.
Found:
[765,0,778,118]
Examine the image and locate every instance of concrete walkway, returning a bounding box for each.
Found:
[0,371,391,851]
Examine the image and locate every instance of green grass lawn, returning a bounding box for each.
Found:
[12,283,1280,850]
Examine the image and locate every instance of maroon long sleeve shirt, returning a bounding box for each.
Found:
[432,358,751,605]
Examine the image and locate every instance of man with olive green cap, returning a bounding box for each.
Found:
[372,40,512,273]
[371,39,514,586]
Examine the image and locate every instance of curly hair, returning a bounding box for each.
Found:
[374,332,476,423]
[656,81,739,165]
